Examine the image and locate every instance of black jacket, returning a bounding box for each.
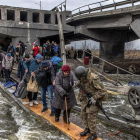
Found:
[17,58,25,81]
[35,66,55,88]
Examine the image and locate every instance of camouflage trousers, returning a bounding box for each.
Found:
[81,105,98,133]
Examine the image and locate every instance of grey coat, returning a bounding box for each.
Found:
[52,70,77,110]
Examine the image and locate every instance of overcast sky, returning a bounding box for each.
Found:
[0,0,128,11]
[1,0,140,49]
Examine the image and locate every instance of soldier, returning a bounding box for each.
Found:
[75,66,107,140]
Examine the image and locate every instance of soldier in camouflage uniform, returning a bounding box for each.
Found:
[75,66,107,140]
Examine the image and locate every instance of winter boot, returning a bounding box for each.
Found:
[50,111,55,116]
[55,117,59,122]
[86,133,97,140]
[63,116,70,124]
[80,128,90,136]
[41,107,48,112]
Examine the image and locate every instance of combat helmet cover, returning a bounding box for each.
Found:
[75,66,88,80]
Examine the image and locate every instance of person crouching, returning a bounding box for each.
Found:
[52,65,77,123]
[35,60,55,116]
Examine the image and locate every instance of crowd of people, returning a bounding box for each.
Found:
[66,47,92,59]
[0,40,107,140]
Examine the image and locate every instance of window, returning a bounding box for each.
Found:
[7,10,15,21]
[44,14,51,24]
[20,11,27,22]
[33,13,39,23]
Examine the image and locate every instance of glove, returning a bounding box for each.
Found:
[89,97,96,105]
[73,81,80,87]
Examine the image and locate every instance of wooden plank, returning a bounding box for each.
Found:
[23,98,102,140]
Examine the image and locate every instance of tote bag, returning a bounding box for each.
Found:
[27,75,38,92]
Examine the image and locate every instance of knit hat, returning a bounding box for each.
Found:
[35,54,42,60]
[33,42,36,45]
[17,43,19,45]
[7,53,11,56]
[61,65,71,73]
[19,41,22,43]
[25,53,30,58]
[41,60,50,68]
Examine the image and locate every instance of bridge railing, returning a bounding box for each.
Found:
[82,50,140,85]
[68,0,140,20]
[51,0,67,12]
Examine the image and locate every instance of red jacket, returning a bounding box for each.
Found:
[32,47,39,56]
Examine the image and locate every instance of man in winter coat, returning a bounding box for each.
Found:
[7,43,15,59]
[35,60,55,115]
[75,66,107,140]
[17,54,30,81]
[23,54,42,107]
[19,41,26,56]
[53,42,58,54]
[52,65,77,123]
[2,53,13,82]
[46,41,52,59]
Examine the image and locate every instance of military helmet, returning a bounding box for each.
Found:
[75,66,88,80]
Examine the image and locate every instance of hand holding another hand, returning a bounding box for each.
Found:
[89,97,96,105]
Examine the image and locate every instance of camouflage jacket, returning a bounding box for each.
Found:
[78,68,107,106]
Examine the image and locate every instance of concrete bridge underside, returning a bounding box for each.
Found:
[67,5,140,61]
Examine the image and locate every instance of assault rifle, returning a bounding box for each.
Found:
[76,82,110,120]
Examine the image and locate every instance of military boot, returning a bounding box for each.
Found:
[86,133,97,140]
[80,128,90,136]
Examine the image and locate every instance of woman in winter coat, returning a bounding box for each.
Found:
[52,65,78,123]
[32,44,39,58]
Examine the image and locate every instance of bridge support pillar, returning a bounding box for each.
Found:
[100,41,124,61]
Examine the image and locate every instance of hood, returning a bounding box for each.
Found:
[87,68,99,80]
[59,69,71,78]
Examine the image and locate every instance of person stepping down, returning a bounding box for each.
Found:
[23,54,43,107]
[35,60,55,116]
[52,65,78,123]
[75,66,108,140]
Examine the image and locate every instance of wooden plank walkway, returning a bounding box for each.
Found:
[23,98,102,140]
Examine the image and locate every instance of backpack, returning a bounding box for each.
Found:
[51,56,63,74]
[8,46,14,54]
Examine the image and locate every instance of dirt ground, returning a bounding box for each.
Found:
[91,50,140,74]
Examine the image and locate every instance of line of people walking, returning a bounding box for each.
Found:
[0,40,107,140]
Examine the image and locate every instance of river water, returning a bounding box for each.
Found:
[0,91,69,140]
[0,79,139,140]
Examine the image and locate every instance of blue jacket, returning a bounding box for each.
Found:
[54,45,58,53]
[23,59,41,75]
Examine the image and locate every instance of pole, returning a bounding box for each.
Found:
[65,97,69,130]
[40,1,41,10]
[56,9,66,65]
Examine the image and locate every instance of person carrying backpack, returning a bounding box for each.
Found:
[51,54,63,75]
[7,43,15,58]
[19,41,26,56]
[2,53,13,82]
[16,43,20,63]
[17,54,30,81]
